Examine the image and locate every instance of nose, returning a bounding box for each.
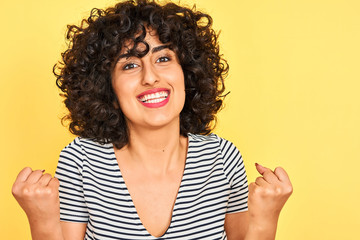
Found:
[141,62,159,86]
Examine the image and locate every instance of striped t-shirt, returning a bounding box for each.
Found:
[55,133,248,240]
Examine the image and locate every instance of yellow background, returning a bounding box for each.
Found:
[1,0,359,239]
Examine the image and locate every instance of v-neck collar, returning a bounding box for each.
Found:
[110,134,192,238]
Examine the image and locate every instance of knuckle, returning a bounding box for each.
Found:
[45,186,58,196]
[248,183,256,193]
[34,186,54,196]
[265,187,275,196]
[285,185,293,195]
[274,186,283,195]
[274,167,284,172]
[21,186,33,197]
[20,167,33,174]
[22,167,32,172]
[41,174,52,181]
[44,187,52,195]
[34,187,42,195]
[274,167,284,176]
[11,185,19,196]
[253,186,262,195]
[53,178,60,187]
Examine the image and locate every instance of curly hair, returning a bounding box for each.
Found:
[54,0,228,149]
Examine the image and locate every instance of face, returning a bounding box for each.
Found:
[112,31,185,130]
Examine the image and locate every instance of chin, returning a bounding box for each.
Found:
[143,114,180,129]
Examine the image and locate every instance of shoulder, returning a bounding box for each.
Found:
[188,133,240,155]
[59,137,114,166]
[187,133,220,155]
[59,137,84,166]
[187,133,243,165]
[61,137,113,154]
[188,133,246,183]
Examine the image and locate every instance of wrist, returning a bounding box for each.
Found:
[27,216,63,240]
[244,219,279,240]
[248,211,280,228]
[245,225,277,240]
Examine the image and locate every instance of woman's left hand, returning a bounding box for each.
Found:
[247,163,293,231]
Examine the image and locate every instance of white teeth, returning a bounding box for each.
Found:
[146,97,166,103]
[139,91,169,103]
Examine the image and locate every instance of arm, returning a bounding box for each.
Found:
[225,164,293,240]
[225,211,249,240]
[61,222,87,240]
[12,167,86,240]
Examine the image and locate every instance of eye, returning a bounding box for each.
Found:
[123,63,139,70]
[156,56,171,63]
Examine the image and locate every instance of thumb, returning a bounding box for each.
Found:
[255,163,268,175]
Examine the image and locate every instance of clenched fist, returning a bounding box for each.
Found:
[12,167,60,226]
[248,163,293,231]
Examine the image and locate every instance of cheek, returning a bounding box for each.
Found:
[116,90,136,112]
[112,77,137,102]
[112,86,136,118]
[168,67,185,88]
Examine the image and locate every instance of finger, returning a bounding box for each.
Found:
[274,167,291,184]
[255,176,269,187]
[15,167,33,182]
[48,178,60,189]
[26,170,45,184]
[255,163,267,175]
[255,163,279,183]
[248,182,256,193]
[37,173,53,186]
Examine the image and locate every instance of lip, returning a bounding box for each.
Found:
[136,88,170,98]
[137,88,170,108]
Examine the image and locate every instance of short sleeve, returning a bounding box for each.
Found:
[55,137,89,223]
[218,136,249,214]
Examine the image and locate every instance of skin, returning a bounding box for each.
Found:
[12,32,292,240]
[12,168,64,240]
[111,31,189,236]
[225,164,293,240]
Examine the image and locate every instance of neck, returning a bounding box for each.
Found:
[124,119,188,175]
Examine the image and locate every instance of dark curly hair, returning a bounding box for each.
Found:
[54,0,228,149]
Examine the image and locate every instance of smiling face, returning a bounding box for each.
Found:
[111,31,185,131]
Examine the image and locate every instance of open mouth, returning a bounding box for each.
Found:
[136,88,170,108]
[138,90,169,103]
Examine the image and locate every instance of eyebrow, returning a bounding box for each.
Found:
[117,44,171,61]
[151,44,171,53]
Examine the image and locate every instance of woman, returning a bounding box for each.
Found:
[12,0,292,239]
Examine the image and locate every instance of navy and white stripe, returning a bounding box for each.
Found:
[55,133,248,240]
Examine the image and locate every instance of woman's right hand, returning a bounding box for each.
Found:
[12,167,63,240]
